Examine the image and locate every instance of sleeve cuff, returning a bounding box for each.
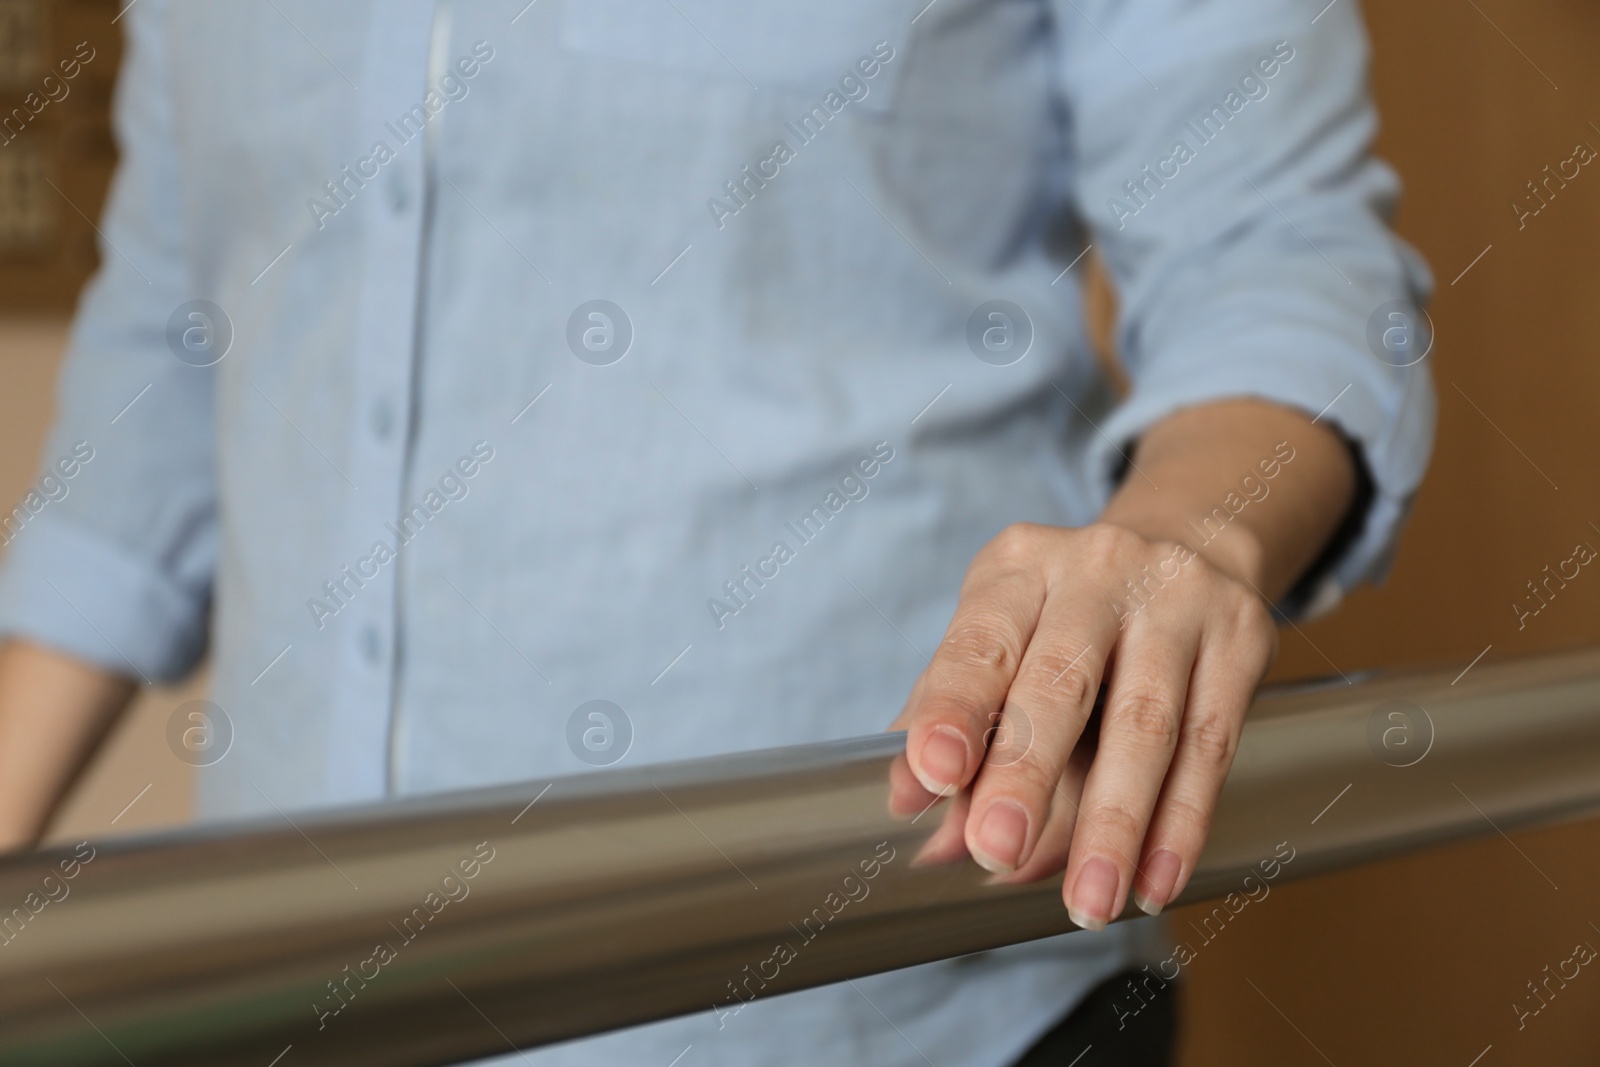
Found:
[0,516,210,683]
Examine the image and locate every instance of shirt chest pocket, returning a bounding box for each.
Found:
[559,0,913,113]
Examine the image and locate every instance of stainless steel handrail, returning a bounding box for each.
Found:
[3,648,1599,1066]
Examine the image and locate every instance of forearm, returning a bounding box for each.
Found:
[1099,398,1358,603]
[0,639,138,852]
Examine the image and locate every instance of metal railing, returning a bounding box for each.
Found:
[3,648,1599,1066]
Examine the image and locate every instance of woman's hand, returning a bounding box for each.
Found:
[891,521,1276,929]
[889,399,1358,930]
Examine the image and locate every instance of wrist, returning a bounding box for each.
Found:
[1097,508,1270,595]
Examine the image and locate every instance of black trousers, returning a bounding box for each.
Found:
[1009,969,1179,1066]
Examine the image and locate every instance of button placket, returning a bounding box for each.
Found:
[317,0,436,805]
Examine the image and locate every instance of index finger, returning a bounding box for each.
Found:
[898,567,1044,797]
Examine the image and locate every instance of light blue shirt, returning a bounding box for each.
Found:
[0,0,1433,1063]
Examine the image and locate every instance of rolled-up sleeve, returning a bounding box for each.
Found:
[1056,0,1435,612]
[0,0,216,681]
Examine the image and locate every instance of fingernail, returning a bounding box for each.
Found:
[914,726,969,796]
[1067,856,1120,931]
[1132,848,1183,916]
[971,800,1030,874]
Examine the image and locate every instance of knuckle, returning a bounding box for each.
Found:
[1115,689,1181,750]
[984,746,1059,801]
[1158,794,1212,839]
[912,688,990,728]
[1233,589,1274,633]
[1082,522,1142,565]
[1019,647,1098,709]
[1184,711,1238,769]
[941,615,1022,677]
[988,523,1047,567]
[1082,798,1146,849]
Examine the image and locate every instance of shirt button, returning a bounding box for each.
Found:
[370,400,395,441]
[385,171,409,214]
[359,625,384,664]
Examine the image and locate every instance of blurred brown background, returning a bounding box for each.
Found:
[0,0,118,309]
[1,0,1597,1063]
